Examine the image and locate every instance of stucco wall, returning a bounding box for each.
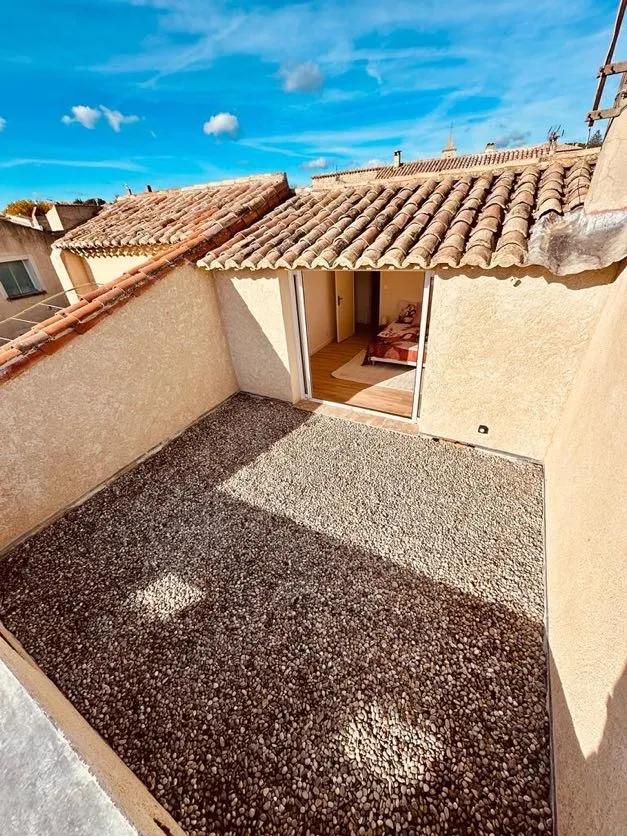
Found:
[46,203,100,232]
[419,266,616,460]
[0,220,64,339]
[214,270,300,403]
[585,107,627,213]
[0,263,237,552]
[379,270,424,324]
[545,263,627,835]
[84,254,151,286]
[303,270,335,354]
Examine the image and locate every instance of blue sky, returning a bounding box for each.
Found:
[0,0,622,206]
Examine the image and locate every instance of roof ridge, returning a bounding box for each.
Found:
[312,145,600,182]
[116,172,287,200]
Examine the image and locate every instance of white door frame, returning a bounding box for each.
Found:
[289,270,312,399]
[410,270,433,422]
[290,268,432,424]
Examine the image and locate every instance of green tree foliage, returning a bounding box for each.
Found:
[73,197,106,206]
[4,199,53,217]
[588,129,603,147]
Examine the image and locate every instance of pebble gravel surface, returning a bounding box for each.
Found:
[0,395,551,834]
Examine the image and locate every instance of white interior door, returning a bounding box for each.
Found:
[335,271,355,342]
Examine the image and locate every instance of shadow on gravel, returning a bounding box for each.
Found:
[0,395,551,835]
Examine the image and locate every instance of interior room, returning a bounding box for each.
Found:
[301,269,426,418]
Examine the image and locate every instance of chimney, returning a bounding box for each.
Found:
[485,142,496,152]
[146,184,153,192]
[441,132,456,159]
[393,149,402,168]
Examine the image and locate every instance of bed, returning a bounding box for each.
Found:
[364,301,421,367]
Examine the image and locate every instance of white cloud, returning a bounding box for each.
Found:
[0,117,6,132]
[365,62,383,84]
[301,157,330,170]
[364,158,386,167]
[0,158,145,171]
[280,62,324,94]
[100,106,141,132]
[61,105,101,129]
[203,112,239,138]
[61,104,141,132]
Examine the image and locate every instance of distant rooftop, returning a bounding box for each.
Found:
[312,143,598,187]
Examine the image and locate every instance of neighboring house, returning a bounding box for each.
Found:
[51,175,290,303]
[0,216,65,342]
[0,202,102,341]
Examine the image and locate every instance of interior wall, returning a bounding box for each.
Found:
[0,263,238,553]
[354,271,372,325]
[419,266,616,460]
[214,269,300,403]
[303,270,335,353]
[379,270,424,325]
[544,262,626,835]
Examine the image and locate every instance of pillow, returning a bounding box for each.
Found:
[396,300,417,324]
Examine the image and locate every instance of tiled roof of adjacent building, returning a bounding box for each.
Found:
[311,143,595,185]
[201,154,598,272]
[0,174,290,379]
[55,174,289,253]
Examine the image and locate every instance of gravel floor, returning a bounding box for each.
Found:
[0,395,551,835]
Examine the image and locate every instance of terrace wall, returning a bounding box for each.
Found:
[213,269,301,404]
[419,265,617,460]
[0,263,237,553]
[544,261,626,835]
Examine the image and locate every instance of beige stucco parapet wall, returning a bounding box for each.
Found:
[544,261,627,835]
[418,264,618,460]
[212,269,301,404]
[0,263,238,553]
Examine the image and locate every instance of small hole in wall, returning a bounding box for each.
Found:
[478,425,489,434]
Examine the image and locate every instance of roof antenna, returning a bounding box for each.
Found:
[546,125,563,153]
[124,183,133,195]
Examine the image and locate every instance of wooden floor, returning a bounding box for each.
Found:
[309,332,414,418]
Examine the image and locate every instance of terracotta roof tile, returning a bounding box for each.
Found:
[1,174,290,379]
[55,174,289,254]
[201,157,597,273]
[311,143,598,185]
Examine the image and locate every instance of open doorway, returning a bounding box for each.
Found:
[297,270,430,419]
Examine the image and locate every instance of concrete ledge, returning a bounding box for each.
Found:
[0,622,183,836]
